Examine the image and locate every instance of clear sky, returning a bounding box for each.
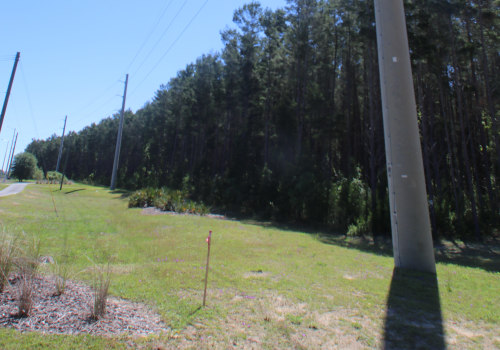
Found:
[0,0,287,163]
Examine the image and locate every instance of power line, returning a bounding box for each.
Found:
[131,0,189,79]
[73,94,121,125]
[19,61,39,138]
[130,0,210,97]
[75,79,122,114]
[125,0,175,73]
[0,55,16,62]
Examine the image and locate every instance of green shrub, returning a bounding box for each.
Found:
[33,167,44,181]
[327,174,371,234]
[46,171,63,181]
[346,216,371,237]
[128,187,211,215]
[128,188,160,208]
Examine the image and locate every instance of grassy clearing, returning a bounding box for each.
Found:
[0,183,498,349]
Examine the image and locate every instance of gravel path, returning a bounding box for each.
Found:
[0,183,30,197]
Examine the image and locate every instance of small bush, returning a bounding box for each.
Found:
[33,167,44,181]
[46,171,63,181]
[327,174,371,233]
[128,188,160,208]
[346,216,371,237]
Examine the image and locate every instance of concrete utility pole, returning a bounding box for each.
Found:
[55,116,67,172]
[5,132,17,180]
[0,52,20,135]
[374,0,436,273]
[110,74,129,190]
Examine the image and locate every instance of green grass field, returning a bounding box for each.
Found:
[0,183,498,349]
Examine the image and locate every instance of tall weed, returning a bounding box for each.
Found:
[16,264,35,318]
[89,261,111,320]
[53,233,71,296]
[0,231,19,292]
[53,256,71,296]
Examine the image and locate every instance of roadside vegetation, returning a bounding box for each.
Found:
[0,183,498,349]
[128,187,210,215]
[26,0,499,242]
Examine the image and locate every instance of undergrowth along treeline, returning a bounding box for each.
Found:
[128,187,210,215]
[27,0,499,240]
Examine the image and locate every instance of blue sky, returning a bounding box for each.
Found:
[0,0,287,162]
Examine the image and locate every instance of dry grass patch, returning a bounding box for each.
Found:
[172,288,381,349]
[170,285,498,349]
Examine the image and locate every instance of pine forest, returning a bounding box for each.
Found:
[27,0,499,241]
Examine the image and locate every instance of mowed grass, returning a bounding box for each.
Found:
[0,183,498,349]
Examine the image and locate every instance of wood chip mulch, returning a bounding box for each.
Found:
[0,274,170,337]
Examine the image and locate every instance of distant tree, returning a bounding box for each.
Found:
[11,152,38,182]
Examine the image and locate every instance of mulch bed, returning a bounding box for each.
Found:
[0,274,169,337]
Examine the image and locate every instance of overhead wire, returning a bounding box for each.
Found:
[59,0,176,128]
[131,0,189,79]
[0,55,16,62]
[130,0,210,97]
[74,79,122,115]
[19,61,39,138]
[124,0,175,74]
[16,58,59,216]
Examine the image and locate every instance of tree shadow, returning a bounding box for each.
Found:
[316,233,394,258]
[383,268,446,349]
[239,218,500,272]
[434,240,500,273]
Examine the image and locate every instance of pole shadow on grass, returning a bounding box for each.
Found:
[64,188,86,194]
[110,189,132,199]
[383,268,446,349]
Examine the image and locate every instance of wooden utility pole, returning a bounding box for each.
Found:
[55,116,67,172]
[374,0,436,273]
[2,140,10,174]
[4,132,17,180]
[110,74,129,190]
[4,129,16,175]
[0,52,20,135]
[60,147,70,190]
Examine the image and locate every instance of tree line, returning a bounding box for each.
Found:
[27,0,499,240]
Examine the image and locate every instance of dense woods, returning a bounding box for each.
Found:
[27,0,499,240]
